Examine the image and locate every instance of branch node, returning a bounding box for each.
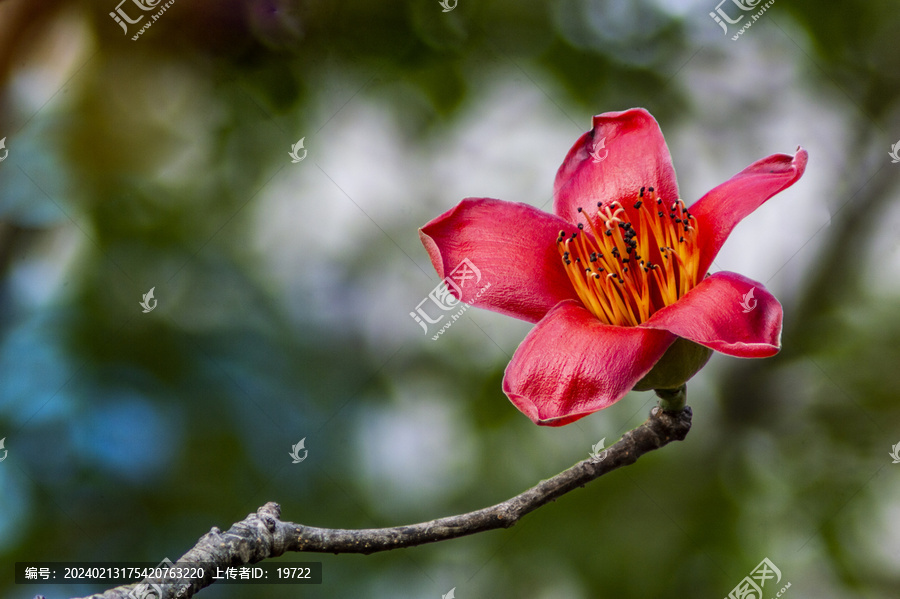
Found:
[654,383,687,413]
[258,502,281,532]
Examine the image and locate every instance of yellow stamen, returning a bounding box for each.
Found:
[557,187,701,327]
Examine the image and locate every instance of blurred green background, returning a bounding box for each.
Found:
[1,0,899,597]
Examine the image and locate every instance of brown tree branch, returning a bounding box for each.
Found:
[45,404,692,599]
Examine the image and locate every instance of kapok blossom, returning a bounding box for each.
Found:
[420,108,807,426]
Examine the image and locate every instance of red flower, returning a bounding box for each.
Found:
[420,108,807,426]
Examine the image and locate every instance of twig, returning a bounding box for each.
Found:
[50,404,692,599]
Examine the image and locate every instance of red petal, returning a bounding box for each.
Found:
[553,108,680,228]
[419,198,580,324]
[690,147,808,277]
[642,272,783,358]
[503,301,675,426]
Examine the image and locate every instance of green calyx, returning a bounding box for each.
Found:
[633,338,712,410]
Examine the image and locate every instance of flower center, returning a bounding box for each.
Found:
[556,186,701,327]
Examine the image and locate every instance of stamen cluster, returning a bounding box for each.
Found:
[557,186,701,326]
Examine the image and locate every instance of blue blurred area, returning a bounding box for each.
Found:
[0,312,76,427]
[70,391,178,482]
